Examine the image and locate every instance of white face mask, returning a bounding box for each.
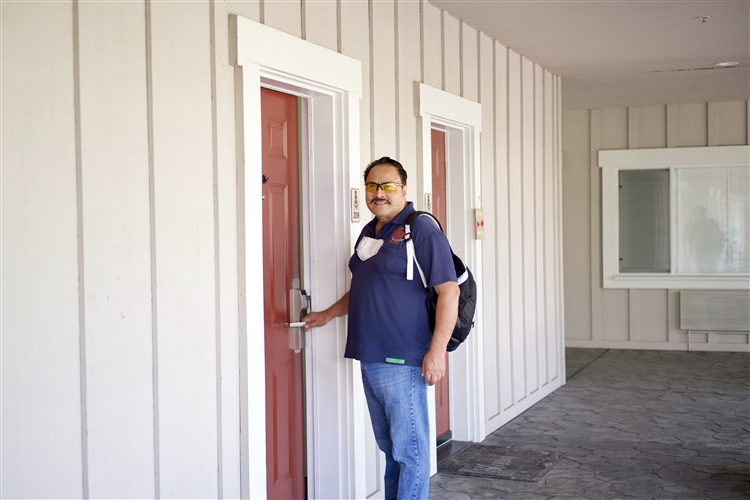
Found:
[356,236,384,261]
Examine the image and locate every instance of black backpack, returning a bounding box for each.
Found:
[404,211,477,352]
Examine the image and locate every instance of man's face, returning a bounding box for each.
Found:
[365,164,407,222]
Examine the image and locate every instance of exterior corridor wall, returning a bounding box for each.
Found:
[562,102,749,352]
[1,0,564,497]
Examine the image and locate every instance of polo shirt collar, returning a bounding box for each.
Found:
[365,201,416,236]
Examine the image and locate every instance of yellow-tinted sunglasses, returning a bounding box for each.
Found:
[365,181,405,193]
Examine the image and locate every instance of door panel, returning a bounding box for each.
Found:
[431,128,451,443]
[431,129,447,231]
[262,87,305,500]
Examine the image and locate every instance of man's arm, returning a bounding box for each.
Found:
[301,292,349,331]
[421,281,459,386]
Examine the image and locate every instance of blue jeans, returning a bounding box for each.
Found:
[361,362,430,500]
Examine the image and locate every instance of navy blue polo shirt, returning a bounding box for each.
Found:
[344,202,457,367]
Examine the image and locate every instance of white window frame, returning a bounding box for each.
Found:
[599,145,750,289]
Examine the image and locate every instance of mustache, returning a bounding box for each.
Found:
[370,197,391,205]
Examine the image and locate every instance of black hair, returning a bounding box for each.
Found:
[363,157,408,185]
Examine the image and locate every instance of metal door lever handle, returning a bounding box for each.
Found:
[288,289,310,352]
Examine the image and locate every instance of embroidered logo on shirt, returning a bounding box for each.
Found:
[390,227,406,244]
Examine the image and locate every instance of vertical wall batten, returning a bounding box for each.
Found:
[479,31,498,420]
[300,0,306,39]
[487,39,500,417]
[144,0,161,495]
[72,1,90,496]
[337,0,342,53]
[488,40,514,420]
[534,64,545,386]
[505,47,515,405]
[368,0,375,161]
[440,10,445,90]
[497,44,512,412]
[548,71,555,382]
[477,32,485,103]
[554,78,560,362]
[589,110,602,341]
[519,57,526,398]
[394,0,400,163]
[507,50,525,403]
[458,21,463,97]
[559,79,565,374]
[549,74,557,380]
[522,57,536,395]
[418,0,424,83]
[209,0,224,496]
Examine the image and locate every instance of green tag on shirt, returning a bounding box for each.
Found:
[385,358,405,364]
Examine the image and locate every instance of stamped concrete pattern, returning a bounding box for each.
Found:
[430,349,750,499]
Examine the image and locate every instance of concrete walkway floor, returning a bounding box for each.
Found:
[430,349,750,499]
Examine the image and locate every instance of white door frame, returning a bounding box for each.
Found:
[416,83,485,475]
[231,16,364,500]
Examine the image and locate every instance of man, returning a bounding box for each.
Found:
[302,157,460,500]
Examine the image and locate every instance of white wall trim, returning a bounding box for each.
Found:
[416,83,484,475]
[235,17,361,96]
[233,15,363,500]
[598,145,750,169]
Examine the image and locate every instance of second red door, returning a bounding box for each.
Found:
[431,128,451,445]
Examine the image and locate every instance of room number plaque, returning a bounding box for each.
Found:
[351,188,361,223]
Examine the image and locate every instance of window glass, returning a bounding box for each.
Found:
[677,167,750,273]
[619,169,670,273]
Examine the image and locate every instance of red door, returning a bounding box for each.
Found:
[261,87,305,499]
[431,129,451,446]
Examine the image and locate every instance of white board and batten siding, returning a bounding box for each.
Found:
[481,47,565,433]
[3,3,84,498]
[4,1,231,498]
[2,0,565,497]
[563,102,750,352]
[78,3,155,497]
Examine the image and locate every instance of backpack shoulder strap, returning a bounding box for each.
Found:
[406,211,443,232]
[404,211,442,286]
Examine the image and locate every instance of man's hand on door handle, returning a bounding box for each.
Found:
[301,292,349,331]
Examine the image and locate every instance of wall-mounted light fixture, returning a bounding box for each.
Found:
[715,61,741,68]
